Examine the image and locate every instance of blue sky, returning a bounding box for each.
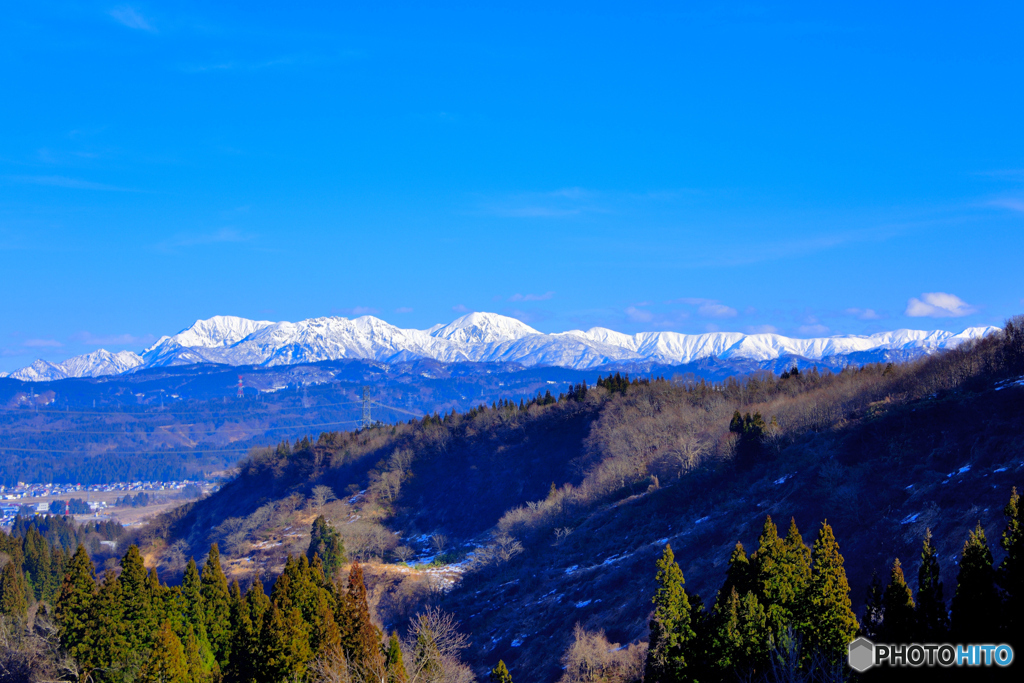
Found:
[2,1,1023,370]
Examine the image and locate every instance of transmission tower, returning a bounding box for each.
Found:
[361,386,372,429]
[237,376,244,399]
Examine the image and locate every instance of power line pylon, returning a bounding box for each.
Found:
[361,386,372,429]
[237,376,244,399]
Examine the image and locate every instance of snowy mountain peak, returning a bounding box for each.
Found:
[431,312,540,344]
[164,315,275,349]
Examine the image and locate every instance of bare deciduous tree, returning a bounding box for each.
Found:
[311,485,337,514]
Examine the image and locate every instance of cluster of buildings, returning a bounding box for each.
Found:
[0,480,206,526]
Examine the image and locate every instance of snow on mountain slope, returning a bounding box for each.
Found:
[7,350,144,381]
[4,314,1003,381]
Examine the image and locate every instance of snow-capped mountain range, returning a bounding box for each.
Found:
[0,312,1000,382]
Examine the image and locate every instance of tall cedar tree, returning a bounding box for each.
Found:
[22,526,52,602]
[645,543,699,682]
[56,544,96,660]
[201,543,233,665]
[385,631,408,683]
[307,515,346,578]
[879,558,915,641]
[261,604,313,683]
[718,542,755,602]
[782,518,812,636]
[343,561,384,673]
[915,529,949,640]
[120,544,157,656]
[0,560,28,620]
[86,570,128,677]
[227,579,270,683]
[143,621,189,683]
[712,587,770,676]
[181,558,205,631]
[752,516,804,641]
[184,623,217,683]
[804,521,858,664]
[490,659,514,683]
[951,523,1000,641]
[999,488,1023,642]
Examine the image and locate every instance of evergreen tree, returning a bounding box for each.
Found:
[880,558,915,641]
[712,587,770,676]
[951,523,1000,641]
[343,561,384,673]
[85,570,129,678]
[0,560,29,620]
[385,631,408,683]
[860,571,884,638]
[227,579,269,683]
[261,604,313,683]
[999,488,1023,640]
[718,541,754,602]
[55,544,96,660]
[201,543,233,665]
[645,543,698,682]
[804,521,858,664]
[915,529,949,640]
[489,659,513,683]
[142,621,189,683]
[307,515,346,578]
[183,623,218,683]
[120,543,157,655]
[21,525,52,602]
[181,557,206,631]
[751,516,804,641]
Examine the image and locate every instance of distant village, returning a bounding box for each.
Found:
[0,479,209,525]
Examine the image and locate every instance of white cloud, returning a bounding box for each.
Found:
[110,5,154,31]
[509,291,554,302]
[746,325,778,334]
[798,324,830,336]
[845,308,881,320]
[24,339,62,348]
[625,306,654,323]
[698,303,738,319]
[668,297,738,318]
[904,292,977,318]
[452,304,469,313]
[395,307,414,314]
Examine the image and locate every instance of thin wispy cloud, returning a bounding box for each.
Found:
[905,292,977,318]
[4,175,129,191]
[110,5,155,32]
[986,198,1024,213]
[395,307,414,314]
[452,304,469,313]
[24,339,62,348]
[625,306,655,323]
[845,307,881,320]
[668,297,738,318]
[798,324,830,336]
[746,325,779,334]
[155,228,253,252]
[509,291,554,302]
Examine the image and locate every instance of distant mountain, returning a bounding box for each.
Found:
[5,312,1001,381]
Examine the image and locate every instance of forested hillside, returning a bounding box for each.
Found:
[2,317,1023,681]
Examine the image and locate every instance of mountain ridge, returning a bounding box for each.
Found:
[2,312,999,382]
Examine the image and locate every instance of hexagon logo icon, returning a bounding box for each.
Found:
[848,637,875,672]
